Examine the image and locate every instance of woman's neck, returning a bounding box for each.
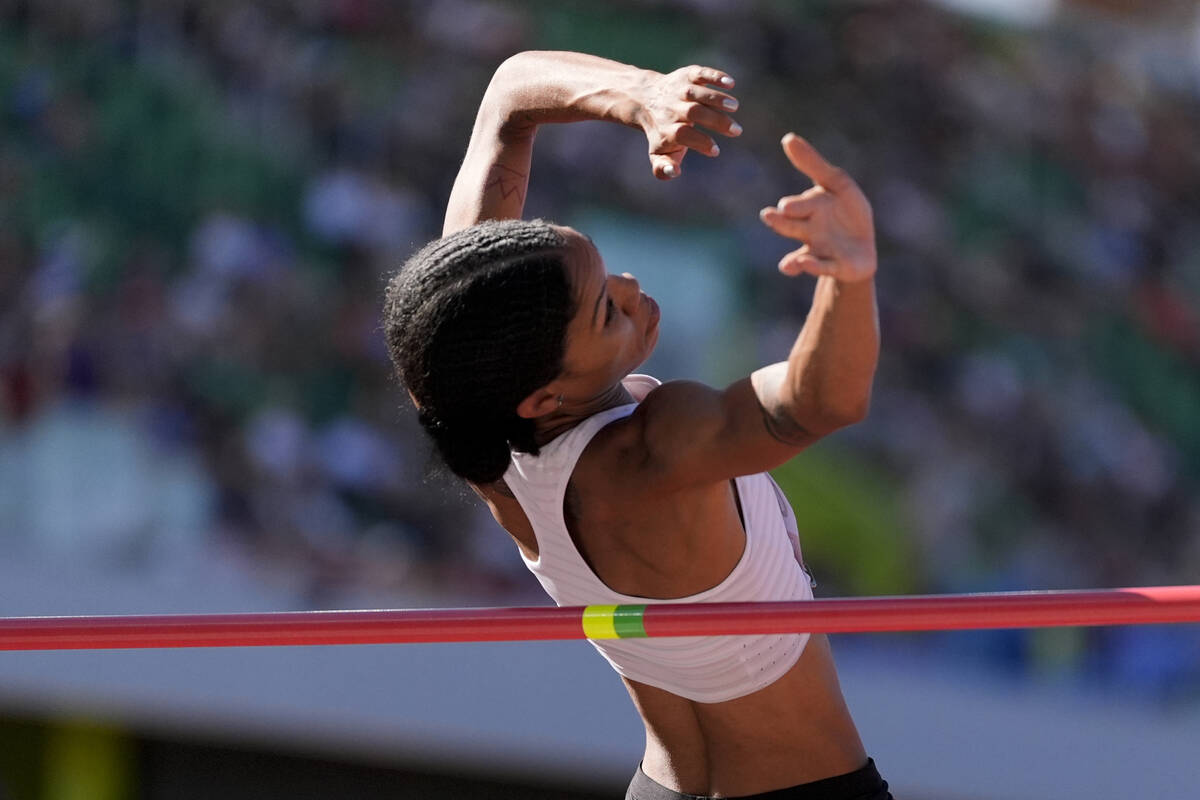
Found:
[532,381,635,446]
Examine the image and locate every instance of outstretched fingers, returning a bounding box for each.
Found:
[683,68,740,137]
[761,207,836,277]
[760,135,877,281]
[684,102,742,138]
[759,206,815,241]
[781,133,851,192]
[774,187,826,218]
[649,65,740,180]
[688,66,734,90]
[651,152,685,180]
[778,246,836,277]
[647,120,725,180]
[684,84,740,114]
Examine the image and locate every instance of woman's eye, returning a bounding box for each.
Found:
[605,297,615,324]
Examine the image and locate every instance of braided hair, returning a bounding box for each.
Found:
[383,219,575,484]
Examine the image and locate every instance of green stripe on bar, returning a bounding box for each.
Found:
[613,605,648,638]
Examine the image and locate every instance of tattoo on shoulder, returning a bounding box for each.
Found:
[491,478,516,498]
[484,164,526,205]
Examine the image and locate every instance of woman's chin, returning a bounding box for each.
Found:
[646,321,660,351]
[637,335,659,368]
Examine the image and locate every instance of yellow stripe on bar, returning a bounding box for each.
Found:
[581,605,620,639]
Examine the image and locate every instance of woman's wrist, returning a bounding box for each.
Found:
[583,66,658,130]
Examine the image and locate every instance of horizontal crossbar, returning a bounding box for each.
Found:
[2,586,1198,651]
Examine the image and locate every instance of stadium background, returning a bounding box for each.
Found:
[0,0,1198,797]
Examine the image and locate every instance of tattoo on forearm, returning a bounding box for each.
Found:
[484,164,526,205]
[753,367,815,446]
[758,400,815,446]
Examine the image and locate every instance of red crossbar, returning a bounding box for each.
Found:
[1,586,1197,651]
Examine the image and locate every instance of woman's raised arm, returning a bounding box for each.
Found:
[627,134,879,490]
[442,51,742,234]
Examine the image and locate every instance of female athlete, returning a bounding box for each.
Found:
[384,51,889,799]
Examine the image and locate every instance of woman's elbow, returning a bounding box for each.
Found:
[814,394,872,433]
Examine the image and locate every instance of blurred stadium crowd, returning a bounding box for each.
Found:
[0,1,1198,696]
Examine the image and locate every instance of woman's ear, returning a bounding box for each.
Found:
[517,385,561,419]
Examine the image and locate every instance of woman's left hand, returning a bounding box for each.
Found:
[632,65,742,180]
[759,134,877,282]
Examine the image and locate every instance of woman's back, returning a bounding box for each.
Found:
[625,636,866,795]
[483,378,868,795]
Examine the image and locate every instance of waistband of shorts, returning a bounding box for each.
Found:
[627,758,888,800]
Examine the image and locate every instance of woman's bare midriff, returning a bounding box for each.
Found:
[625,633,867,797]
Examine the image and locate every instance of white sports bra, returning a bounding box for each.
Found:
[503,375,815,703]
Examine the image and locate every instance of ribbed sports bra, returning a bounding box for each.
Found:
[503,375,815,703]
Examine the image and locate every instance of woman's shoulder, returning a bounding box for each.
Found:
[614,375,786,492]
[580,378,727,487]
[629,377,727,426]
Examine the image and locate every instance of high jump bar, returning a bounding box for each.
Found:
[2,586,1198,651]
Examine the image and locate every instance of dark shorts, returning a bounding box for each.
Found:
[625,758,893,800]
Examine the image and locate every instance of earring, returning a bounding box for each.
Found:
[557,394,564,409]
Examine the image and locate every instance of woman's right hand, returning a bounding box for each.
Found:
[445,53,742,232]
[632,66,742,180]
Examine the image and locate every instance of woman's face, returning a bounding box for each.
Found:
[554,225,660,402]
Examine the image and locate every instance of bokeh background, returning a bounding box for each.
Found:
[1,0,1198,798]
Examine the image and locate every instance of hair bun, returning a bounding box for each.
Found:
[418,407,513,484]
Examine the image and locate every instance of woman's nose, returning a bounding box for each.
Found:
[612,272,641,303]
